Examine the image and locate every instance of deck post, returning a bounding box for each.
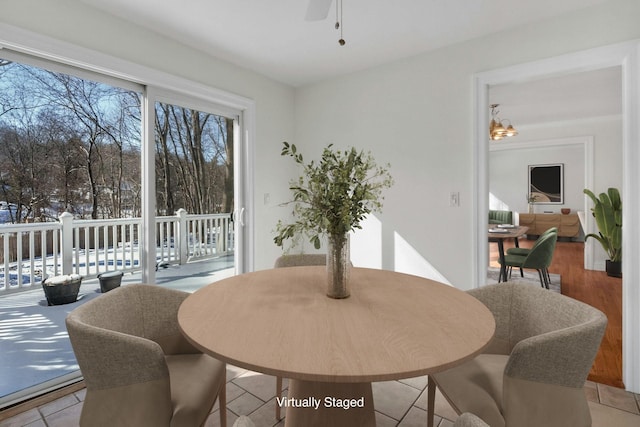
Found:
[176,208,188,265]
[59,212,74,275]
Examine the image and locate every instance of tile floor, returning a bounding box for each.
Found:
[1,365,639,427]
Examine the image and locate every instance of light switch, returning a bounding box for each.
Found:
[449,191,460,207]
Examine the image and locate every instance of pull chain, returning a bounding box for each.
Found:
[336,0,345,46]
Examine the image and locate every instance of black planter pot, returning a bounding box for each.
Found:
[42,275,82,306]
[605,260,622,278]
[98,270,123,293]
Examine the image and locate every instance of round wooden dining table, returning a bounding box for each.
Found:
[178,266,495,427]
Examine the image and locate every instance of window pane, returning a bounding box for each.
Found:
[0,57,142,221]
[154,101,234,215]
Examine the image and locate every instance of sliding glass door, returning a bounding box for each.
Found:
[149,92,245,288]
[0,49,250,408]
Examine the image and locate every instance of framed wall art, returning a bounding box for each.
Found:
[528,163,564,204]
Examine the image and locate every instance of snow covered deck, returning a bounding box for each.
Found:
[0,255,234,408]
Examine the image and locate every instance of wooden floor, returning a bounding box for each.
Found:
[490,238,623,388]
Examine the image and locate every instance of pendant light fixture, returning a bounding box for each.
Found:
[489,104,518,141]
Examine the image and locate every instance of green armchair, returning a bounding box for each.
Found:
[500,228,558,288]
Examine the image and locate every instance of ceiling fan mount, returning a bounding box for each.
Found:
[305,0,334,21]
[306,0,346,46]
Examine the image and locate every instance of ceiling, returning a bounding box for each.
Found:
[79,0,611,87]
[490,66,622,128]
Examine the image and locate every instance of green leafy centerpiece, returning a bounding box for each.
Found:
[274,142,393,298]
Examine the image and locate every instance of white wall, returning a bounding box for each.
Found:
[0,0,297,271]
[489,115,624,216]
[294,0,640,288]
[516,117,623,194]
[490,143,586,216]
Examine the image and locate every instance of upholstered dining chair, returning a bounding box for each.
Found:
[66,284,227,427]
[272,253,327,419]
[233,415,255,427]
[427,282,607,427]
[273,253,327,268]
[499,228,558,288]
[506,226,557,280]
[453,413,490,427]
[506,226,557,257]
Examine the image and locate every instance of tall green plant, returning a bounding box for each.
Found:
[583,187,622,262]
[274,142,393,250]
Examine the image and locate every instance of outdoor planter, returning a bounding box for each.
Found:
[42,274,83,306]
[98,270,124,293]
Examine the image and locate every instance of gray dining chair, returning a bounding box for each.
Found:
[233,415,255,427]
[427,282,607,427]
[66,284,227,427]
[453,413,490,427]
[274,253,327,268]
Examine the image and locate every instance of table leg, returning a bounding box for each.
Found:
[497,240,507,282]
[427,376,436,427]
[284,379,375,427]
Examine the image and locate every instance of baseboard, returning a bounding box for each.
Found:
[0,379,85,420]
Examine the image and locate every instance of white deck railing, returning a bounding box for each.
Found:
[0,208,233,293]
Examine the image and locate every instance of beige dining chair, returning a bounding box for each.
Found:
[272,253,327,419]
[233,415,255,427]
[273,253,327,268]
[453,413,490,427]
[427,282,607,427]
[66,284,227,427]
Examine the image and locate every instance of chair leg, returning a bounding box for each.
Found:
[427,376,436,427]
[275,376,283,420]
[543,269,550,289]
[218,377,227,427]
[519,267,524,277]
[537,269,546,288]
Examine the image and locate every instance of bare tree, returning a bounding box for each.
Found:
[23,69,139,218]
[0,57,235,224]
[222,116,234,213]
[0,124,51,222]
[155,103,176,215]
[155,103,230,215]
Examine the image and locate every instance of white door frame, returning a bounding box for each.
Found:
[474,40,640,392]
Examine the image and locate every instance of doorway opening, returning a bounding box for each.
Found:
[474,41,640,393]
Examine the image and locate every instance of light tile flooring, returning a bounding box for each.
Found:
[2,365,639,427]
